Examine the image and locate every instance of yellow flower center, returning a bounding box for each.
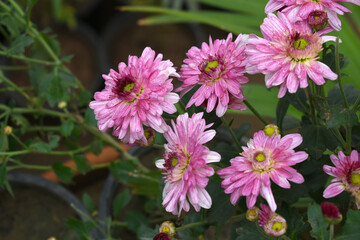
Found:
[272,222,283,232]
[205,60,219,72]
[172,157,178,167]
[293,38,309,50]
[162,226,170,233]
[255,153,266,162]
[123,83,135,92]
[314,16,320,20]
[351,173,360,187]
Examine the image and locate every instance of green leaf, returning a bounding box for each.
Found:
[337,210,360,239]
[82,193,96,213]
[124,210,148,233]
[0,124,9,151]
[47,72,65,107]
[90,139,103,155]
[207,180,235,225]
[138,225,159,240]
[123,6,261,35]
[7,34,34,55]
[30,134,60,153]
[109,160,136,184]
[65,218,95,236]
[128,172,161,197]
[299,124,339,159]
[39,31,61,57]
[276,96,290,131]
[60,120,74,137]
[78,90,92,107]
[325,107,359,128]
[84,108,97,126]
[234,219,270,240]
[73,154,91,174]
[328,84,360,106]
[307,204,329,240]
[52,162,74,184]
[10,114,30,134]
[0,13,24,38]
[195,0,267,17]
[113,189,132,217]
[0,159,7,188]
[25,0,39,22]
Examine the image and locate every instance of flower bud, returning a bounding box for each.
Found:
[246,206,260,222]
[263,124,280,137]
[159,221,176,237]
[321,202,342,224]
[259,204,287,237]
[153,232,172,240]
[308,10,328,31]
[4,126,12,135]
[48,237,56,240]
[57,101,67,109]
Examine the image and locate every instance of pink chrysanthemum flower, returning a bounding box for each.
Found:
[246,12,338,98]
[217,130,308,211]
[89,47,180,144]
[265,0,360,31]
[323,150,360,207]
[155,113,221,216]
[258,203,287,237]
[176,33,249,117]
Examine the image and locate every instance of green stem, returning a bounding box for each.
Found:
[307,86,318,125]
[244,100,268,125]
[0,149,30,156]
[176,221,207,231]
[345,126,352,155]
[335,37,349,109]
[329,224,334,240]
[0,73,32,101]
[26,126,61,132]
[0,65,29,70]
[352,95,360,111]
[221,117,243,152]
[70,204,110,238]
[329,128,346,150]
[10,133,29,150]
[8,163,52,171]
[0,50,56,66]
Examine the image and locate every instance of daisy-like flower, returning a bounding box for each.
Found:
[265,0,360,31]
[89,47,180,144]
[176,33,249,117]
[323,150,360,207]
[217,130,308,211]
[155,113,221,216]
[246,12,338,98]
[258,203,287,237]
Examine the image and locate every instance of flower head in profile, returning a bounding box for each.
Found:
[321,202,343,224]
[89,47,180,144]
[265,0,360,31]
[176,33,249,117]
[323,150,360,207]
[155,113,221,216]
[258,203,287,237]
[217,130,308,211]
[246,12,337,98]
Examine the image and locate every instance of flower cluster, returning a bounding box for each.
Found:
[88,0,360,238]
